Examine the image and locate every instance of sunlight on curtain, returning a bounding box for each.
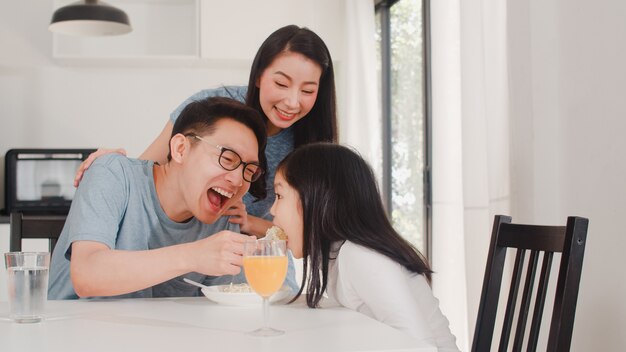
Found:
[430,0,469,349]
[340,0,381,178]
[431,0,510,350]
[459,0,511,345]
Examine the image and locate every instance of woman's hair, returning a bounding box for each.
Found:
[278,143,433,308]
[246,25,337,147]
[169,96,268,199]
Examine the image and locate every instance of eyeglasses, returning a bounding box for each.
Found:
[189,135,264,183]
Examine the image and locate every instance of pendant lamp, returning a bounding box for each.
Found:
[49,0,132,36]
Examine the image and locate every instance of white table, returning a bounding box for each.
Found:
[1,297,437,352]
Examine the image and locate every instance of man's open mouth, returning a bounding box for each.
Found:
[207,186,233,209]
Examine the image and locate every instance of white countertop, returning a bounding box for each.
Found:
[1,297,437,352]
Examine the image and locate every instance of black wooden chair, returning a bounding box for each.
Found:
[472,215,589,352]
[9,212,67,253]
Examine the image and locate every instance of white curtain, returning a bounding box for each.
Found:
[341,1,511,350]
[431,0,510,351]
[340,0,382,176]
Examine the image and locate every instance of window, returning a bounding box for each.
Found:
[375,0,431,257]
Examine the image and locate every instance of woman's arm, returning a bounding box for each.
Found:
[223,200,273,237]
[139,120,173,164]
[244,215,274,238]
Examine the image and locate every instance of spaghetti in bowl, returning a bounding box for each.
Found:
[201,284,291,306]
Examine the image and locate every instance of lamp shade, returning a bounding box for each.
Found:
[49,0,132,36]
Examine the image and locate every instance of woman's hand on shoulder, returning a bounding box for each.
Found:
[74,148,127,187]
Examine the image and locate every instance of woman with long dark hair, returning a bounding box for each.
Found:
[271,143,459,351]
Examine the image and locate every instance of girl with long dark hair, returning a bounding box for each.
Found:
[271,143,459,351]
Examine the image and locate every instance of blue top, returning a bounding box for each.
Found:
[48,154,243,300]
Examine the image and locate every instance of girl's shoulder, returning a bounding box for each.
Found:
[337,241,391,266]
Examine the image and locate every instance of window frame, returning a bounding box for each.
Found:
[375,0,432,260]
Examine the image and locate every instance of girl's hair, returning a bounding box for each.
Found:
[246,25,337,147]
[169,96,268,199]
[278,143,433,308]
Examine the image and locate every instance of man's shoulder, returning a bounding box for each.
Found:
[85,155,151,185]
[92,154,148,170]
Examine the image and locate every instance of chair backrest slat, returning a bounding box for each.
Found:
[498,249,526,352]
[527,252,554,352]
[513,250,539,351]
[471,215,589,352]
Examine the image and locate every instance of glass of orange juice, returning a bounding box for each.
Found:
[243,239,288,336]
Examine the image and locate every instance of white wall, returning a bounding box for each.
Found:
[509,0,626,350]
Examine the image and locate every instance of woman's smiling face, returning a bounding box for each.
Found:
[256,51,322,136]
[270,171,304,258]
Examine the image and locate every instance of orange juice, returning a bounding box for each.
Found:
[243,256,288,297]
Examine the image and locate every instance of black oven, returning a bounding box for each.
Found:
[4,149,95,215]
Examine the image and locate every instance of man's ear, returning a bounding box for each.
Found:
[169,134,189,164]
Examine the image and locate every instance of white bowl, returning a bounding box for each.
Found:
[201,285,292,307]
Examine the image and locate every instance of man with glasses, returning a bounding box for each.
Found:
[49,97,270,299]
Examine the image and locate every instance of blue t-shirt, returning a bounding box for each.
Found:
[48,154,243,300]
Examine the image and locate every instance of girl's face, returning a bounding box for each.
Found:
[257,51,322,136]
[270,171,304,258]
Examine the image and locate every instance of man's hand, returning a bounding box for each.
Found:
[187,231,253,276]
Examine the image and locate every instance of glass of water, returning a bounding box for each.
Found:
[4,252,50,323]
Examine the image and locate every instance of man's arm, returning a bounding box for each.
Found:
[70,230,250,298]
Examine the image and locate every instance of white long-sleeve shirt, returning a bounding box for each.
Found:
[325,241,460,351]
